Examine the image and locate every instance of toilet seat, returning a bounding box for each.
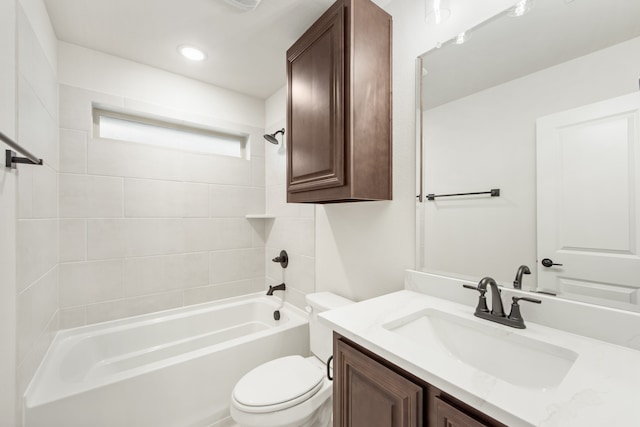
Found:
[232,355,325,414]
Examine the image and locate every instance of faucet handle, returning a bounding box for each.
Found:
[462,284,489,314]
[507,296,542,328]
[513,296,541,305]
[462,284,485,295]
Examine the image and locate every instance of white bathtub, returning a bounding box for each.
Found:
[24,293,309,427]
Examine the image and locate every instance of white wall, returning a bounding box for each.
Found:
[422,36,640,285]
[313,0,514,301]
[0,0,17,423]
[263,87,315,309]
[57,42,268,327]
[14,0,60,421]
[1,1,60,423]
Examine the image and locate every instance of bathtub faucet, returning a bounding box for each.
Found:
[266,283,286,296]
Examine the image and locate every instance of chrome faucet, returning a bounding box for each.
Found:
[463,277,541,329]
[513,265,531,289]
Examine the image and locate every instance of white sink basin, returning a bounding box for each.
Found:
[383,308,578,390]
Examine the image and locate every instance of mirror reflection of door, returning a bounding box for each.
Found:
[536,92,640,307]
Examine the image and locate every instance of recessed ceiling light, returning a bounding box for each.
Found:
[178,45,207,61]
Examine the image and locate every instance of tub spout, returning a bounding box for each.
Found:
[267,283,286,296]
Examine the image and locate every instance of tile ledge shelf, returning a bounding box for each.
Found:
[245,214,275,219]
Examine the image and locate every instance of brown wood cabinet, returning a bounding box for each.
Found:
[333,333,506,427]
[286,0,392,203]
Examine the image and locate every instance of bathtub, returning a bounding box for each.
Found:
[24,293,309,427]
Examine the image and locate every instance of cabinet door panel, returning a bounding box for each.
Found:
[435,397,489,427]
[286,4,345,194]
[334,338,422,427]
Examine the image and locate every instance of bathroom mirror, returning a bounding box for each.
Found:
[416,0,640,311]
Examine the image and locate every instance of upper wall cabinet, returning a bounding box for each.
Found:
[286,0,392,203]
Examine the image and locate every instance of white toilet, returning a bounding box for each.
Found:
[230,292,353,427]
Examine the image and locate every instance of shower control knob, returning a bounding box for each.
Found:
[541,258,563,268]
[272,250,288,268]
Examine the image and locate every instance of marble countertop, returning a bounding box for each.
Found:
[320,290,640,427]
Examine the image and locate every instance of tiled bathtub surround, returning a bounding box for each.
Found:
[57,43,267,328]
[12,0,60,417]
[263,87,316,309]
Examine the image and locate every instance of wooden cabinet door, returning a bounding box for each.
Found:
[334,338,422,427]
[286,2,346,195]
[434,397,489,427]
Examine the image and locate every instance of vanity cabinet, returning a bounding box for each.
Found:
[333,333,505,427]
[286,0,392,203]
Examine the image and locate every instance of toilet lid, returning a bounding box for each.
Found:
[233,355,324,411]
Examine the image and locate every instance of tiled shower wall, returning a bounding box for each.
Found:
[57,43,267,328]
[14,0,59,411]
[264,87,316,309]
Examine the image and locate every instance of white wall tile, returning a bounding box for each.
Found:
[183,279,262,306]
[59,219,86,262]
[88,137,184,182]
[263,89,316,308]
[59,129,87,174]
[85,291,182,325]
[283,286,308,310]
[31,165,58,218]
[265,146,287,187]
[183,218,253,253]
[14,3,60,416]
[57,56,268,324]
[87,219,182,259]
[248,130,266,158]
[123,253,209,297]
[59,84,123,131]
[17,167,33,219]
[265,276,302,307]
[17,165,57,220]
[266,184,298,218]
[249,220,266,248]
[59,174,123,218]
[251,156,265,187]
[59,43,265,128]
[16,311,57,400]
[16,219,58,293]
[18,75,58,171]
[17,7,57,120]
[209,248,265,284]
[182,153,252,185]
[209,185,264,217]
[125,179,208,218]
[16,266,57,363]
[59,260,123,308]
[88,219,252,259]
[266,218,315,258]
[281,253,315,295]
[59,307,86,330]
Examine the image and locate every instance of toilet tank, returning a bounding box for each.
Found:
[305,292,354,363]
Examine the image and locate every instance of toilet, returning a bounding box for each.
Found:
[230,292,353,427]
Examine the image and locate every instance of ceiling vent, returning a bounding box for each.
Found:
[223,0,263,11]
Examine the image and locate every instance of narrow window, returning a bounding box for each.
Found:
[94,108,247,158]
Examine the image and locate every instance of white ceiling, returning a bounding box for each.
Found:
[44,0,392,99]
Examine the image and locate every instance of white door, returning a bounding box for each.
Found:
[537,92,640,307]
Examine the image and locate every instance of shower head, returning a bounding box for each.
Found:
[264,128,285,145]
